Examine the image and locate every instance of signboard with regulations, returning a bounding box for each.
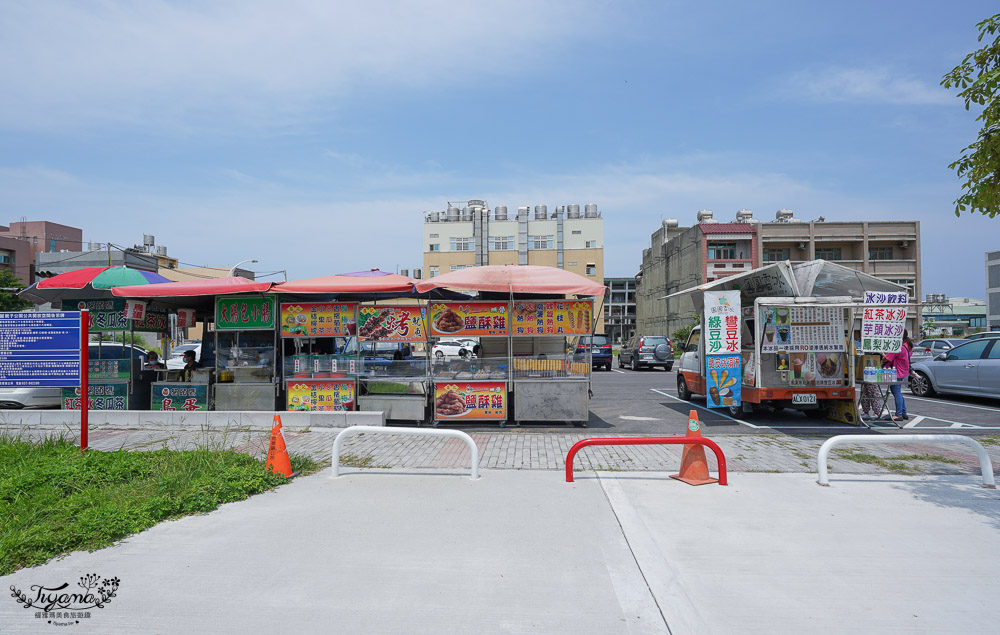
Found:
[0,311,81,388]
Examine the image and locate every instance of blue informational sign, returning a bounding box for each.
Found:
[0,311,82,387]
[706,353,741,409]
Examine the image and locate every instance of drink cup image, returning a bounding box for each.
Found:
[777,326,790,343]
[764,327,775,343]
[776,308,789,325]
[790,353,806,379]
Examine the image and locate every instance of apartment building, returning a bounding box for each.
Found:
[636,209,922,338]
[0,220,83,283]
[422,200,604,282]
[603,277,637,344]
[988,250,1000,331]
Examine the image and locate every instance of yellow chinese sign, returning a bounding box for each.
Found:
[434,381,506,420]
[286,380,355,411]
[429,302,507,336]
[280,303,357,338]
[510,300,592,336]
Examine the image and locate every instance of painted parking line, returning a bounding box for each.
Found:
[905,414,983,428]
[906,395,1000,413]
[649,389,864,430]
[903,416,924,428]
[611,369,626,374]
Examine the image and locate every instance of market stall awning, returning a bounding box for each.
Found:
[270,270,416,294]
[110,276,272,298]
[414,265,606,296]
[20,266,173,304]
[792,260,908,298]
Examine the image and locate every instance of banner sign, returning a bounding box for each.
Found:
[124,299,147,321]
[215,296,276,331]
[788,352,845,387]
[357,306,426,341]
[706,354,741,408]
[62,382,128,410]
[287,380,355,411]
[430,302,507,336]
[152,383,209,411]
[0,311,81,388]
[761,306,846,353]
[862,292,908,353]
[704,291,741,409]
[176,308,197,328]
[510,300,592,336]
[434,381,506,420]
[62,299,169,333]
[281,303,357,338]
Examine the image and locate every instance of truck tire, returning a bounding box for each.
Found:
[677,375,692,401]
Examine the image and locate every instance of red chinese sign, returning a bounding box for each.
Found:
[357,306,426,341]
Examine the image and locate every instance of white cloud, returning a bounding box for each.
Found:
[782,67,952,105]
[0,1,606,131]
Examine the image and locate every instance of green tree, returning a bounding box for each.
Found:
[671,312,700,348]
[941,13,1000,218]
[0,269,34,311]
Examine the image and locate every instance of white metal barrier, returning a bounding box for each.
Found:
[818,434,996,488]
[330,426,480,480]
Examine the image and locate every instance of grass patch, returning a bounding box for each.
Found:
[0,434,318,575]
[834,451,917,475]
[338,454,389,469]
[978,436,1000,447]
[892,453,961,464]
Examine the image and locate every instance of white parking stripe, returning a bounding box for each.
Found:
[916,414,983,428]
[903,416,924,428]
[650,388,761,427]
[611,369,626,374]
[907,395,1000,413]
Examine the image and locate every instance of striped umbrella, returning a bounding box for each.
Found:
[20,266,172,304]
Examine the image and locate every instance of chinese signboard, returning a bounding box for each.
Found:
[357,306,426,341]
[434,381,507,420]
[62,382,128,410]
[0,312,81,388]
[429,302,508,336]
[706,354,741,408]
[704,291,741,409]
[176,308,197,328]
[286,380,355,411]
[124,299,146,321]
[89,358,129,379]
[760,306,846,353]
[215,296,276,331]
[787,352,845,387]
[153,384,209,411]
[280,303,357,338]
[62,299,169,333]
[739,265,796,299]
[510,300,592,336]
[862,291,908,353]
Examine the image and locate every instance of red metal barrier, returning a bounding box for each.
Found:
[565,437,728,485]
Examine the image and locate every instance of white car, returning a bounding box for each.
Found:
[166,342,202,370]
[431,340,474,358]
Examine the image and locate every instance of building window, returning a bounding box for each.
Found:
[585,240,597,248]
[529,235,553,250]
[885,279,915,298]
[0,254,9,264]
[586,263,596,276]
[763,248,790,262]
[491,235,513,251]
[567,261,578,267]
[815,247,842,260]
[869,246,893,261]
[428,244,440,252]
[450,237,472,252]
[429,233,439,238]
[572,230,582,235]
[707,242,736,260]
[450,265,468,272]
[429,266,439,278]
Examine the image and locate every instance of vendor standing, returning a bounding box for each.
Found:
[181,350,201,381]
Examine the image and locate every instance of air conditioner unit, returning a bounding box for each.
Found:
[797,242,807,250]
[899,240,910,248]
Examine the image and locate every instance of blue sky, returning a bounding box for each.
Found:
[1,1,996,297]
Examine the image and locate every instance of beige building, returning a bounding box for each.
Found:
[422,201,604,283]
[636,209,922,338]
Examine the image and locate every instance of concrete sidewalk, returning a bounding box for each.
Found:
[2,470,999,633]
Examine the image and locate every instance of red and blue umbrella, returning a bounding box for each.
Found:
[20,266,172,304]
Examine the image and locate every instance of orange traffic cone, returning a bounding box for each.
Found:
[266,416,294,478]
[670,410,718,486]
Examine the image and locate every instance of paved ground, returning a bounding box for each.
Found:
[2,471,998,633]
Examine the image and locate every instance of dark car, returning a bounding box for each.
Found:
[618,335,673,371]
[572,335,612,370]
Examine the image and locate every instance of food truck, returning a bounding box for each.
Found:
[669,260,909,423]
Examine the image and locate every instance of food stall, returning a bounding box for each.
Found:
[280,301,358,412]
[355,304,428,419]
[416,265,606,426]
[213,295,278,411]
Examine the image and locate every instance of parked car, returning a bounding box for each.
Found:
[909,338,1000,399]
[962,331,1000,341]
[571,335,612,370]
[618,335,674,371]
[431,340,474,358]
[0,341,151,409]
[912,338,967,362]
[166,342,202,370]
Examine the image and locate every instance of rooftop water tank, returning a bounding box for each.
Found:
[494,206,508,220]
[447,206,460,221]
[567,204,581,218]
[461,207,473,221]
[662,218,679,230]
[775,209,794,222]
[697,209,716,223]
[534,205,547,220]
[736,209,755,223]
[584,204,598,218]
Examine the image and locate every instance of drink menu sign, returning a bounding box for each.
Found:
[280,303,357,338]
[510,300,592,336]
[704,291,741,409]
[215,296,276,331]
[429,302,507,336]
[357,306,426,341]
[761,306,846,353]
[862,291,908,353]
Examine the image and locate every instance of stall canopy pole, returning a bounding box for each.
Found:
[80,309,89,452]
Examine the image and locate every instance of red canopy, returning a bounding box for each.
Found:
[270,270,416,294]
[111,276,272,297]
[414,265,606,296]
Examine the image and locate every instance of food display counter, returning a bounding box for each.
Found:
[355,304,428,421]
[213,295,278,411]
[280,301,358,412]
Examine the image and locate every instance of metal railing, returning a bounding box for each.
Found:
[565,437,728,485]
[331,426,480,480]
[817,434,997,488]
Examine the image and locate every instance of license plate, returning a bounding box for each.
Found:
[792,393,817,405]
[592,348,601,353]
[641,355,653,360]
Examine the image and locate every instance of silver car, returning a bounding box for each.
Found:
[910,338,1000,399]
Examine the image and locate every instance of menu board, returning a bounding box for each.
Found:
[510,300,592,336]
[706,354,741,407]
[434,381,506,420]
[429,302,507,336]
[862,292,908,353]
[61,383,128,410]
[357,306,426,341]
[89,359,130,379]
[287,380,355,411]
[215,296,276,331]
[761,306,845,353]
[153,384,209,411]
[704,290,742,409]
[280,303,357,338]
[787,352,845,387]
